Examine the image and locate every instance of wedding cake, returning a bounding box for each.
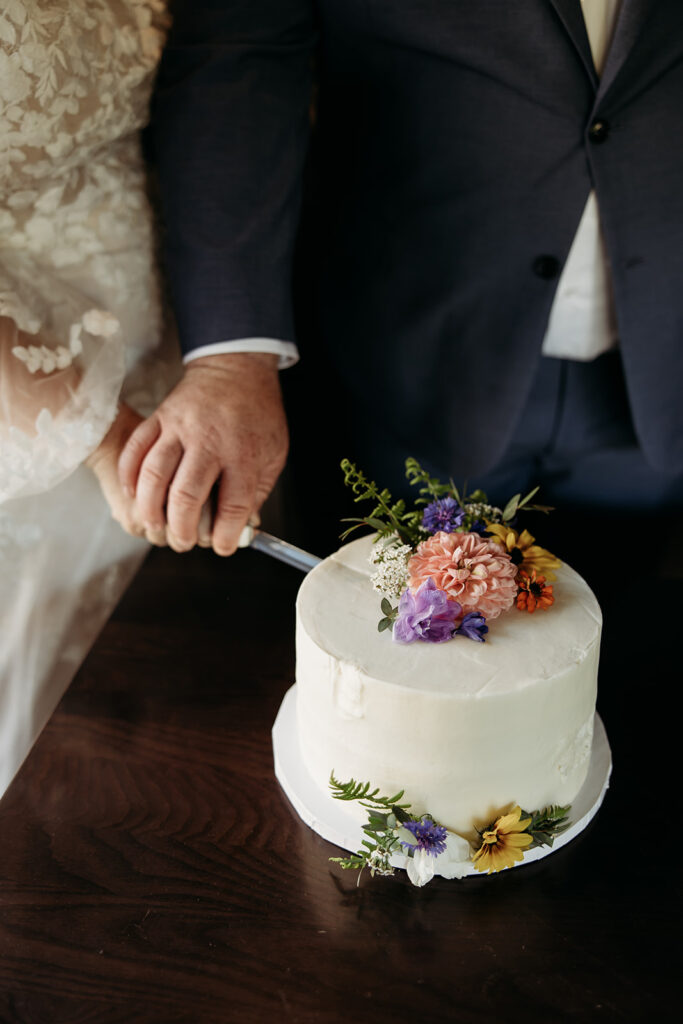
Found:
[295,534,601,838]
[274,459,608,883]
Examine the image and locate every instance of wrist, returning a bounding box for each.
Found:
[185,351,280,375]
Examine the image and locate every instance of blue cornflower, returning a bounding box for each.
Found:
[421,497,465,534]
[398,817,449,857]
[455,611,488,642]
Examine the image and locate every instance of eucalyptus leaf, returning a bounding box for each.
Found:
[518,485,540,508]
[502,493,521,521]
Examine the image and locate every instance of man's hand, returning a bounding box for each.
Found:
[117,353,288,555]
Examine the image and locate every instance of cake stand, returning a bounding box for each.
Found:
[272,684,612,878]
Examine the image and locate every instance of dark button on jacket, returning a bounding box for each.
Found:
[589,119,610,143]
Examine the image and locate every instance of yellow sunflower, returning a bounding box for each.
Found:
[485,524,560,581]
[472,805,534,873]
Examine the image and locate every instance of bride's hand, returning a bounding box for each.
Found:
[86,403,166,543]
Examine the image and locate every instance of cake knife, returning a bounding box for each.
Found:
[239,525,322,573]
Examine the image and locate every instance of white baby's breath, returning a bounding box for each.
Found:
[369,536,412,598]
[464,501,502,522]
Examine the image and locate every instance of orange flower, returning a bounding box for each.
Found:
[516,569,554,612]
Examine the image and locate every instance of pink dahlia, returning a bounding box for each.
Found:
[407,531,517,620]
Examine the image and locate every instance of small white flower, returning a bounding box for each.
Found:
[406,848,437,887]
[369,536,412,598]
[367,849,394,877]
[464,501,503,522]
[403,832,472,887]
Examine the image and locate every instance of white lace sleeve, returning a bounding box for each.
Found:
[0,252,126,503]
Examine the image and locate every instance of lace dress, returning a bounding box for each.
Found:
[0,1,180,794]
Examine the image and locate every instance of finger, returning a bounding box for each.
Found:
[166,451,219,552]
[118,415,162,497]
[111,503,145,538]
[135,438,184,532]
[197,501,213,547]
[211,471,255,557]
[144,524,169,547]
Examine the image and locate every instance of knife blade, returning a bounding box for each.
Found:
[241,526,322,573]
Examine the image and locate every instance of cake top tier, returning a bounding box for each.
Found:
[298,535,602,699]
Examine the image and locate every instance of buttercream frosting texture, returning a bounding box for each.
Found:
[295,536,601,835]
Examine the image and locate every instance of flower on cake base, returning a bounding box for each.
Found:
[472,805,533,873]
[516,569,555,613]
[485,525,560,581]
[407,531,517,620]
[396,818,472,886]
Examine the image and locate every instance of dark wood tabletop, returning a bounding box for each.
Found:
[0,534,679,1024]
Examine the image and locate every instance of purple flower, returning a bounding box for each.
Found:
[398,817,449,857]
[392,578,461,644]
[422,497,465,535]
[455,611,488,642]
[470,519,489,535]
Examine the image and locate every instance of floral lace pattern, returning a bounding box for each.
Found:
[0,0,174,500]
[0,2,180,793]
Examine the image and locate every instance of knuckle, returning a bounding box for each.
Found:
[216,501,251,523]
[169,484,202,512]
[126,432,148,457]
[139,462,169,488]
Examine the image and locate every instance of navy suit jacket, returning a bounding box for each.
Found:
[151,0,683,476]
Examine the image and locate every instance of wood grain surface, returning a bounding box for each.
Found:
[0,538,679,1024]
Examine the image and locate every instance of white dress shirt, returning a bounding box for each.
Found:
[185,0,622,369]
[542,0,621,360]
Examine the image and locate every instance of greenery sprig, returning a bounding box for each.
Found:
[521,804,571,848]
[378,597,398,633]
[404,456,457,506]
[405,456,552,524]
[500,487,554,523]
[339,459,425,546]
[329,773,413,878]
[341,458,553,556]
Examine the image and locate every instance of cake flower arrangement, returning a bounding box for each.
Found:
[329,775,571,886]
[340,457,561,642]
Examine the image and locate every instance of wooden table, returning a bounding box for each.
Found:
[0,540,679,1023]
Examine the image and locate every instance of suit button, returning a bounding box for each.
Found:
[588,118,609,143]
[532,255,560,279]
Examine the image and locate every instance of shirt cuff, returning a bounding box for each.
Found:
[182,338,299,370]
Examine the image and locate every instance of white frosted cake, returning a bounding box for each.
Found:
[294,535,601,838]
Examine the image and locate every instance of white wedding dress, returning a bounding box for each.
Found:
[0,1,179,794]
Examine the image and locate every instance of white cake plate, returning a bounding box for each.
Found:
[272,684,612,877]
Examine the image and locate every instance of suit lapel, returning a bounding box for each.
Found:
[597,0,654,101]
[548,0,598,89]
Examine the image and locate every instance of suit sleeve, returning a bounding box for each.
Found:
[150,0,316,357]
